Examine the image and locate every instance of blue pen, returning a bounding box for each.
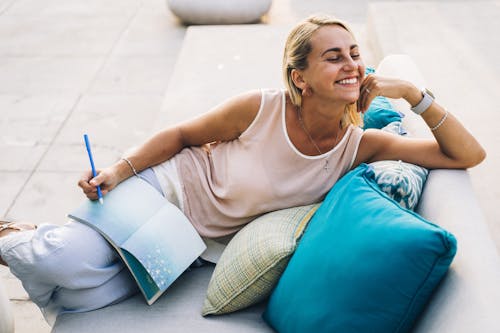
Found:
[83,134,104,205]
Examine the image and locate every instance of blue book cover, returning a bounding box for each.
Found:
[68,176,207,305]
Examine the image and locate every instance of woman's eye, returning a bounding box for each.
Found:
[327,54,360,62]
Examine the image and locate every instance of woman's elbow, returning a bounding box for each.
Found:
[461,146,487,169]
[472,147,487,167]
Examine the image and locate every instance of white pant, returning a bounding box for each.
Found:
[0,222,137,324]
[0,166,182,325]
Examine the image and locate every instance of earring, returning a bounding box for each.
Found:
[302,86,312,97]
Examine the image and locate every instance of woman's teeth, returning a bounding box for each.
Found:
[337,78,358,85]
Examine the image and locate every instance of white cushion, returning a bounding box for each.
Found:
[166,0,272,25]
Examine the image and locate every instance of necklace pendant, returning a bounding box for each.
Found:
[324,159,330,172]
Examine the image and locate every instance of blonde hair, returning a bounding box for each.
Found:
[283,14,362,129]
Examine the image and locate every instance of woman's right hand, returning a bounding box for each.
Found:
[358,74,421,113]
[77,166,121,201]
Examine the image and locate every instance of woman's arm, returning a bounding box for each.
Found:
[354,75,486,169]
[79,90,262,200]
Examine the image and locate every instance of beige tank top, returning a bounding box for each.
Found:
[171,89,364,238]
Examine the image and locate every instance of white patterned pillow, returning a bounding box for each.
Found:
[367,121,429,210]
[368,160,428,210]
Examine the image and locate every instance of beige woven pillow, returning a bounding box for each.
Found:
[202,204,319,316]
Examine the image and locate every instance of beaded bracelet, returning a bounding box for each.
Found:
[121,157,140,177]
[430,110,449,132]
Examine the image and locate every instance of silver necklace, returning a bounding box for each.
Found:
[296,106,341,172]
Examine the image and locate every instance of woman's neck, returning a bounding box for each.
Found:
[299,97,345,140]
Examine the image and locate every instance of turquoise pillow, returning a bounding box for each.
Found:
[263,164,456,333]
[363,96,403,130]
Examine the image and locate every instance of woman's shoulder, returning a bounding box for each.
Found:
[237,89,285,115]
[353,128,400,166]
[234,89,285,138]
[219,90,263,123]
[229,89,262,107]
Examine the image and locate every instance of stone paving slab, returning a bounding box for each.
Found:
[88,56,174,94]
[0,0,13,13]
[11,300,51,333]
[0,172,29,217]
[1,266,28,301]
[37,144,121,174]
[0,94,78,170]
[4,0,141,16]
[112,6,186,57]
[51,94,162,148]
[0,15,131,56]
[6,171,83,224]
[38,94,163,172]
[0,57,104,94]
[0,145,48,172]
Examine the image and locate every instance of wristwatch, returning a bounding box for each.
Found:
[411,88,435,115]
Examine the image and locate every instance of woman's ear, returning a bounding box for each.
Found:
[291,69,307,91]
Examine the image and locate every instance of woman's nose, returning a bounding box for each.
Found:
[343,56,357,70]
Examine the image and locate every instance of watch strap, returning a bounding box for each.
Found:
[411,89,434,115]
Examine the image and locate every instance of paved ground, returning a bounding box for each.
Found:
[1,1,183,330]
[0,0,497,332]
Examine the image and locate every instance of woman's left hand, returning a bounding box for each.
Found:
[354,74,486,170]
[357,74,420,113]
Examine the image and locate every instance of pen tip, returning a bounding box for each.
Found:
[99,198,104,205]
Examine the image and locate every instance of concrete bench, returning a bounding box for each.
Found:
[53,26,500,332]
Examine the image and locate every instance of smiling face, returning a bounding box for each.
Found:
[294,25,365,105]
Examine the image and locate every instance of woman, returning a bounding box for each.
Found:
[0,15,485,324]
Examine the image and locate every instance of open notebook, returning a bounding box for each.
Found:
[68,176,206,305]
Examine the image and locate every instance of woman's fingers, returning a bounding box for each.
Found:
[359,75,409,112]
[85,189,109,201]
[78,169,108,199]
[77,167,119,200]
[78,170,95,192]
[86,169,107,187]
[359,75,377,112]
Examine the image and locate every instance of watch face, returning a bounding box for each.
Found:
[424,88,435,99]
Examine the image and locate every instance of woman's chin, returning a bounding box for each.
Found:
[343,96,359,105]
[341,91,360,104]
[328,91,359,105]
